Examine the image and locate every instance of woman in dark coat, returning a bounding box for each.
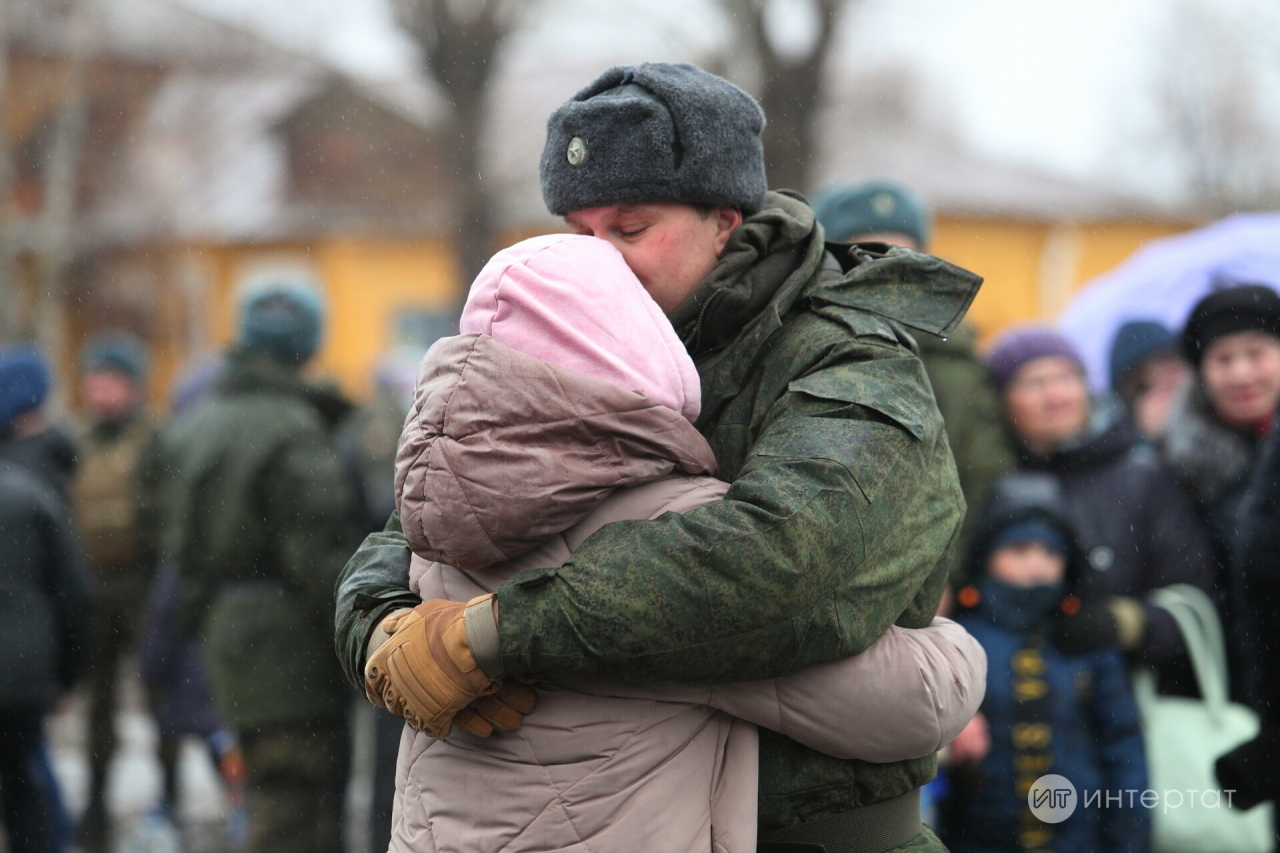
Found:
[1162,285,1280,819]
[1163,287,1280,707]
[0,346,93,853]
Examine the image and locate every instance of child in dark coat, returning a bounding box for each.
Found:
[948,473,1149,853]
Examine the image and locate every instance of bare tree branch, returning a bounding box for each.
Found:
[0,2,19,343]
[392,0,525,297]
[1154,0,1280,212]
[35,1,92,335]
[721,0,848,192]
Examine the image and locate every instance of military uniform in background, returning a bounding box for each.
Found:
[336,379,415,853]
[916,324,1018,576]
[338,192,978,849]
[72,409,162,842]
[162,345,359,853]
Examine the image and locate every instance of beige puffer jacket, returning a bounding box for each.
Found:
[389,335,985,853]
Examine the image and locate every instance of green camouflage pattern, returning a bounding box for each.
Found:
[916,324,1017,580]
[160,350,360,729]
[333,191,981,843]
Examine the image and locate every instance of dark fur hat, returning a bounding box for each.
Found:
[540,63,768,216]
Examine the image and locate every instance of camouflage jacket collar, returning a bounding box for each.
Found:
[673,191,981,424]
[218,348,354,429]
[672,190,821,360]
[813,242,981,339]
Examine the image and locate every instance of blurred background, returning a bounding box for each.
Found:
[4,1,1280,850]
[3,0,1279,407]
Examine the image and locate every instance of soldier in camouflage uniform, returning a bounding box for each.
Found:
[161,283,359,853]
[72,332,163,852]
[337,63,980,852]
[813,182,1014,595]
[813,182,1015,527]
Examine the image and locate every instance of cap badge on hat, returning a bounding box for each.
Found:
[567,137,587,166]
[872,192,896,217]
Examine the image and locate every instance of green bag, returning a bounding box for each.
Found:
[1134,584,1273,853]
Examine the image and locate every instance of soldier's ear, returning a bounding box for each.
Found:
[713,208,743,258]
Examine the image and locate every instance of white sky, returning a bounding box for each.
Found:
[179,0,1280,202]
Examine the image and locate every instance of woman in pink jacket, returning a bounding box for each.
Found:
[373,234,985,853]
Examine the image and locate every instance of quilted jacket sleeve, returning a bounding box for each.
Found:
[706,617,986,763]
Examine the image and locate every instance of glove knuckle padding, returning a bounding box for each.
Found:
[363,597,496,738]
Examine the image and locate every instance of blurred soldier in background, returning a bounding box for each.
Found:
[336,351,419,853]
[0,351,78,503]
[160,281,359,853]
[72,332,163,852]
[0,346,92,853]
[814,181,1016,568]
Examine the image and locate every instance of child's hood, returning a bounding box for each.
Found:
[965,472,1085,587]
[395,334,717,571]
[459,233,702,421]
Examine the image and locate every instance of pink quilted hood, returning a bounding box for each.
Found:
[459,234,702,421]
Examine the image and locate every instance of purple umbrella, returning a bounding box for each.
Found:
[1058,213,1280,392]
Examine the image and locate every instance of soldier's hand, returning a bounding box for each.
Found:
[365,595,500,737]
[453,678,541,737]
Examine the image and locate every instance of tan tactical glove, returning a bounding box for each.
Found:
[452,678,540,737]
[365,595,501,737]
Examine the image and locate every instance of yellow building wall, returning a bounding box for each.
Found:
[931,219,1047,339]
[1073,222,1187,286]
[312,239,458,399]
[930,217,1191,347]
[199,237,459,401]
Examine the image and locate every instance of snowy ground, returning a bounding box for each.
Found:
[46,673,234,853]
[40,668,377,853]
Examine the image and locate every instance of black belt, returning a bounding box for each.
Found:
[757,788,922,853]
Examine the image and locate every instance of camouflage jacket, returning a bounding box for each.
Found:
[335,192,980,836]
[916,325,1017,580]
[161,349,360,729]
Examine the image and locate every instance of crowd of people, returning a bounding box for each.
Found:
[1,59,1279,853]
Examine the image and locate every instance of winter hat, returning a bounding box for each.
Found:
[81,330,150,383]
[960,472,1083,596]
[1181,284,1280,366]
[812,181,931,248]
[0,346,52,429]
[983,518,1069,564]
[237,279,325,366]
[460,234,702,421]
[1108,320,1177,394]
[540,63,768,216]
[987,326,1085,391]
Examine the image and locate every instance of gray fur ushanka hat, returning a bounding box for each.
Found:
[540,63,768,216]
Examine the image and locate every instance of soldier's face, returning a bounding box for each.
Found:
[565,203,743,316]
[81,370,142,422]
[1002,356,1091,454]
